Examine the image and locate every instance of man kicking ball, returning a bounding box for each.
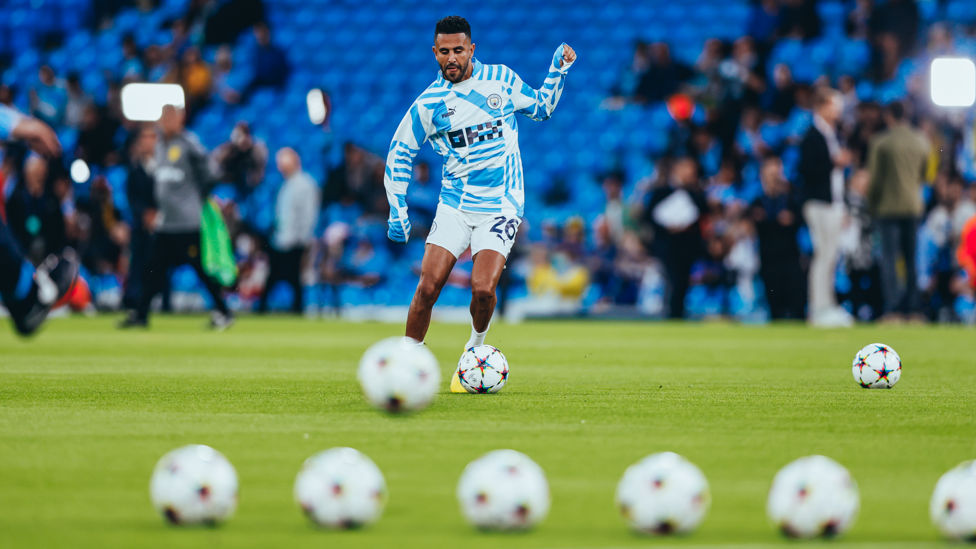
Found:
[382,15,575,391]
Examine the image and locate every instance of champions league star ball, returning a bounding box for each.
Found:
[294,447,387,529]
[456,450,550,530]
[930,460,976,540]
[767,455,860,539]
[358,337,441,413]
[457,345,509,394]
[852,343,902,389]
[149,445,239,526]
[615,452,711,535]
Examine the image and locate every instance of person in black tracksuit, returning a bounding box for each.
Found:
[645,157,708,319]
[120,105,233,329]
[750,156,806,319]
[122,123,158,310]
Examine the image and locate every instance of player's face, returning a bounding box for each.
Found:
[433,33,475,83]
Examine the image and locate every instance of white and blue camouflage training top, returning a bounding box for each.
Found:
[384,44,574,239]
[0,104,25,141]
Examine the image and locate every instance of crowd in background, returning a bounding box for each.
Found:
[2,0,976,324]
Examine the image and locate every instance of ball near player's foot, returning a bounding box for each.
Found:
[358,337,440,413]
[852,343,901,389]
[615,452,711,535]
[456,345,509,394]
[149,445,239,526]
[930,460,976,540]
[294,447,387,529]
[457,450,550,530]
[767,455,859,538]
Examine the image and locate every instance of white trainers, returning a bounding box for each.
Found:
[810,307,854,328]
[209,311,235,332]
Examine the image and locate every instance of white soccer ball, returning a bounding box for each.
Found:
[615,452,711,535]
[852,343,901,389]
[457,345,509,394]
[930,460,976,540]
[358,337,441,413]
[149,445,239,526]
[456,449,550,530]
[767,455,859,538]
[294,447,387,529]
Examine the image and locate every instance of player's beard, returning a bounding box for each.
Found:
[441,59,469,83]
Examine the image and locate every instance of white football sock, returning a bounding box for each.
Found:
[464,323,489,350]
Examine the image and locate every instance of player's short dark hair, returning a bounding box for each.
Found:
[886,100,906,121]
[435,16,471,40]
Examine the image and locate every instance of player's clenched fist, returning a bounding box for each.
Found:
[561,44,576,68]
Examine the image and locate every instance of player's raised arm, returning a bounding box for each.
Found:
[384,103,433,243]
[511,43,576,122]
[1,105,62,157]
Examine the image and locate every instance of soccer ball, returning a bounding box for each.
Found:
[930,460,976,540]
[149,445,239,526]
[294,447,387,529]
[456,449,550,530]
[358,337,441,413]
[767,455,859,538]
[852,343,901,388]
[615,452,711,535]
[457,345,509,394]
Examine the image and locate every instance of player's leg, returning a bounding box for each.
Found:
[124,233,172,326]
[182,232,233,330]
[0,217,78,336]
[405,243,457,342]
[467,249,506,346]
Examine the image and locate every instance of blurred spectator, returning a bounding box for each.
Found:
[763,64,796,120]
[846,101,883,167]
[868,0,919,55]
[0,84,14,107]
[867,101,929,322]
[600,172,627,244]
[799,88,853,327]
[75,177,129,275]
[213,121,268,197]
[747,0,780,45]
[64,74,92,130]
[6,155,66,265]
[324,142,380,207]
[248,23,289,94]
[121,105,232,329]
[203,0,266,45]
[258,148,320,314]
[144,45,171,83]
[29,66,67,128]
[847,0,872,40]
[122,123,158,310]
[634,43,692,104]
[921,174,975,320]
[75,104,121,167]
[609,41,651,102]
[777,0,821,40]
[716,37,765,107]
[171,47,212,110]
[212,45,242,104]
[751,156,804,319]
[735,106,770,161]
[842,169,882,320]
[120,35,145,81]
[645,157,708,319]
[405,161,438,232]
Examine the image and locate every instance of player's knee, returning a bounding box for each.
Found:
[471,286,496,306]
[415,279,441,307]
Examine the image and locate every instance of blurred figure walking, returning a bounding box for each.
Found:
[257,148,320,314]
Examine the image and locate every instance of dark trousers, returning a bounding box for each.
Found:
[847,265,884,320]
[123,230,151,310]
[760,259,806,320]
[258,247,304,313]
[136,232,229,321]
[877,218,919,315]
[0,215,35,310]
[663,247,697,319]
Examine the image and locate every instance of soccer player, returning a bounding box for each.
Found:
[0,104,79,336]
[383,16,575,385]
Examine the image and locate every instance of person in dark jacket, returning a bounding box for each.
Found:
[645,157,708,319]
[750,156,805,319]
[122,123,158,310]
[6,154,65,265]
[120,105,233,330]
[798,87,853,327]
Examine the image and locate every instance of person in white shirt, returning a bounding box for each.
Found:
[383,15,575,357]
[258,148,320,314]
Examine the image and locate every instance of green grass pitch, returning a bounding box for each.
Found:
[1,316,975,548]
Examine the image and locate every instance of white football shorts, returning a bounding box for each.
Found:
[425,204,521,259]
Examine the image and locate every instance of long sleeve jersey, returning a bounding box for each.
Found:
[385,44,574,237]
[0,104,25,140]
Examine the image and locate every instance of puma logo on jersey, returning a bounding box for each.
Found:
[440,107,456,119]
